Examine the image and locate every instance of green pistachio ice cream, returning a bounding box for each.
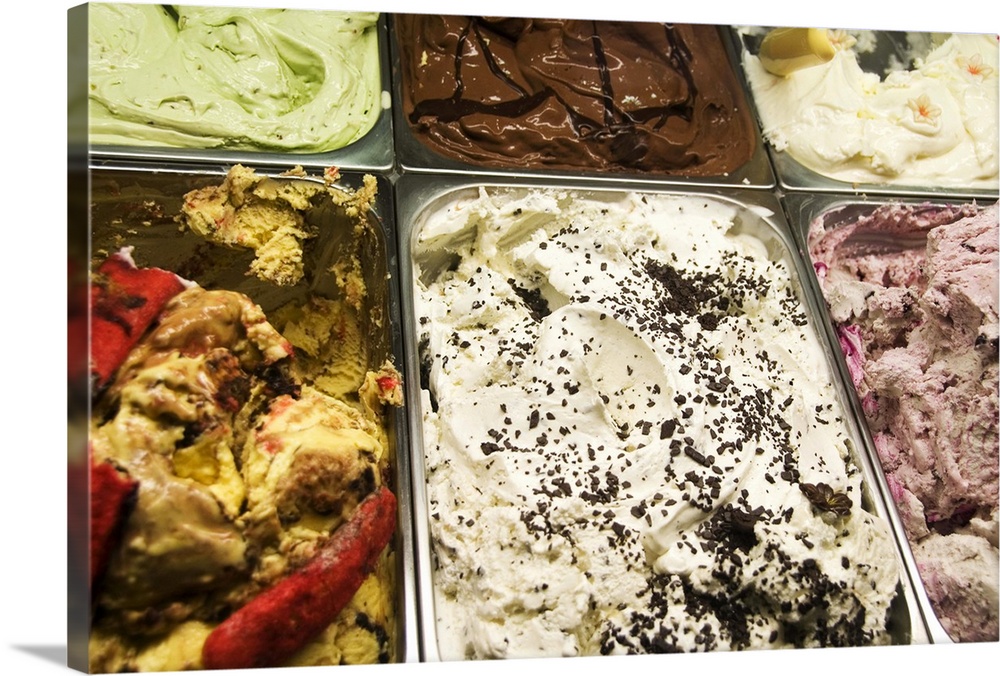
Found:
[88,4,383,152]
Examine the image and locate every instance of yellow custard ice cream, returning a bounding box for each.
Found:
[88,3,383,152]
[178,165,378,286]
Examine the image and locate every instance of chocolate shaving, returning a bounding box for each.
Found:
[799,482,852,516]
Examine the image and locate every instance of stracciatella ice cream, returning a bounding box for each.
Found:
[809,201,999,643]
[412,187,901,657]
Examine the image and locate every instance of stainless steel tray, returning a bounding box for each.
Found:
[85,162,419,665]
[782,190,1000,644]
[395,173,932,661]
[731,28,1000,201]
[389,17,775,189]
[87,14,395,172]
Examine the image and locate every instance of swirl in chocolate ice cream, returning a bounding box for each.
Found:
[397,16,756,175]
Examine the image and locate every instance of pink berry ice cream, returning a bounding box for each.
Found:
[808,201,1000,643]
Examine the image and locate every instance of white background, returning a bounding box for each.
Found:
[2,0,997,674]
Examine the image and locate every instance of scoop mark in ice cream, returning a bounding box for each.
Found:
[178,165,379,288]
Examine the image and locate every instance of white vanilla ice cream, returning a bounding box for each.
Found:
[742,31,998,189]
[412,187,901,658]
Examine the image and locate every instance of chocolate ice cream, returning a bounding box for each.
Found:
[396,16,756,176]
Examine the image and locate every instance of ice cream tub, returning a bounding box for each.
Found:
[86,5,395,172]
[75,162,419,671]
[783,191,1000,644]
[389,15,775,189]
[395,173,933,661]
[733,27,1000,199]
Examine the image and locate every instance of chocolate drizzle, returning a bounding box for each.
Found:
[413,19,551,123]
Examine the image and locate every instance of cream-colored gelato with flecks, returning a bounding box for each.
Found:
[88,3,383,153]
[742,30,998,189]
[413,187,901,658]
[89,278,402,671]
